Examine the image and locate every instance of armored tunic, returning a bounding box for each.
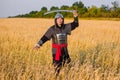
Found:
[38,17,79,62]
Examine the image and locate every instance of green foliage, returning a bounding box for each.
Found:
[13,1,120,18]
[41,7,47,11]
[50,6,59,11]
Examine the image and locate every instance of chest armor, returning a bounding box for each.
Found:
[52,25,71,44]
[52,31,67,44]
[56,33,67,44]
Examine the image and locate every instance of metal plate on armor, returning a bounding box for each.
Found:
[56,33,67,44]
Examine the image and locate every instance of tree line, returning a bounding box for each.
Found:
[11,1,120,18]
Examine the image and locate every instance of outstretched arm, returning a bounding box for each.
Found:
[34,27,53,49]
[34,36,49,49]
[38,35,49,46]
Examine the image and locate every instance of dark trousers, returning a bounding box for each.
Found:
[52,47,71,77]
[52,56,71,77]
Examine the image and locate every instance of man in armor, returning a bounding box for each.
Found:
[34,10,79,77]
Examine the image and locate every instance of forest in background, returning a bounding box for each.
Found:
[10,1,120,18]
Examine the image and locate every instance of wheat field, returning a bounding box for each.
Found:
[0,18,120,80]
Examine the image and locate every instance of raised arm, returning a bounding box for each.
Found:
[71,10,79,30]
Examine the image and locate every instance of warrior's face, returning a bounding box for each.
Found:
[56,17,63,27]
[55,13,64,27]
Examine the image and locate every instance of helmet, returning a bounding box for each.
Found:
[55,13,64,19]
[54,13,64,27]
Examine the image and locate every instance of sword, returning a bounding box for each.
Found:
[44,10,73,15]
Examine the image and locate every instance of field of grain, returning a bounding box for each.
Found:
[0,18,120,80]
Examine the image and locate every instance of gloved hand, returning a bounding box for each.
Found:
[33,44,40,50]
[73,10,78,17]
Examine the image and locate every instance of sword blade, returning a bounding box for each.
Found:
[44,10,73,15]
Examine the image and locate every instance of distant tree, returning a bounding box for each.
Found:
[50,6,59,11]
[87,6,98,17]
[59,5,71,17]
[72,1,87,17]
[112,1,119,9]
[72,1,79,10]
[101,5,110,12]
[41,7,47,11]
[29,11,38,14]
[96,5,110,17]
[60,5,69,10]
[39,7,48,18]
[72,1,84,9]
[78,1,84,8]
[111,1,120,17]
[72,1,79,8]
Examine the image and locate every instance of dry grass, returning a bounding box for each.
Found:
[0,18,120,80]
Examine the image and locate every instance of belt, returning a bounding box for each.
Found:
[52,44,67,61]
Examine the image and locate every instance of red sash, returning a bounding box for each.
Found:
[52,44,67,61]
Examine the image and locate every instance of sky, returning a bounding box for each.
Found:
[0,0,119,18]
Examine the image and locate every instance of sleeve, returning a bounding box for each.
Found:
[71,17,79,30]
[65,17,79,35]
[64,24,71,35]
[37,27,53,46]
[44,27,53,39]
[37,35,49,46]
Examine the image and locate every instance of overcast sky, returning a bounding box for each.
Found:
[0,0,119,18]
